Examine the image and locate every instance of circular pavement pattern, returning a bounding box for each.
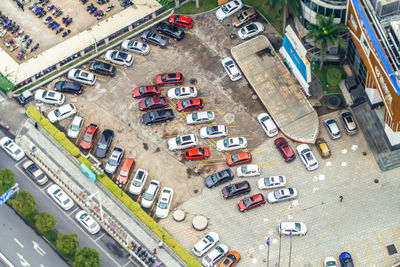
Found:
[192,215,208,231]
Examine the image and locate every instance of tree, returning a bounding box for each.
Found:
[35,211,57,234]
[74,247,100,267]
[0,168,15,195]
[305,14,348,70]
[56,233,79,257]
[267,0,300,32]
[10,190,36,218]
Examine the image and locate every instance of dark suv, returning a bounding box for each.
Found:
[89,60,116,77]
[274,137,296,162]
[221,181,251,199]
[141,109,174,125]
[54,81,84,95]
[156,22,185,41]
[205,169,234,188]
[141,30,168,48]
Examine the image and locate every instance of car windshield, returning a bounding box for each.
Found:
[120,170,128,177]
[191,113,198,121]
[83,135,92,143]
[63,198,71,205]
[93,61,101,69]
[221,5,229,13]
[326,261,337,266]
[143,192,153,201]
[205,235,214,242]
[74,70,81,78]
[264,177,271,185]
[223,139,229,147]
[243,198,250,207]
[145,98,152,107]
[241,165,247,173]
[237,14,244,21]
[274,190,281,199]
[181,100,189,108]
[247,24,257,31]
[261,115,270,122]
[53,109,61,117]
[70,124,79,131]
[227,254,237,261]
[27,164,38,172]
[211,174,218,183]
[240,28,246,34]
[342,258,352,263]
[139,86,145,94]
[231,154,238,162]
[111,51,118,58]
[295,223,301,231]
[149,112,156,120]
[98,142,107,149]
[161,74,167,80]
[158,202,168,209]
[198,147,205,154]
[133,180,142,187]
[207,112,213,118]
[206,126,217,135]
[4,140,12,146]
[175,87,181,96]
[107,158,117,166]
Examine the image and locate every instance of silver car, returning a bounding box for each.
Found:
[67,115,84,139]
[221,57,242,81]
[267,188,297,203]
[104,50,134,67]
[186,111,215,125]
[34,89,65,105]
[323,118,341,139]
[141,180,160,208]
[105,146,125,174]
[121,40,150,55]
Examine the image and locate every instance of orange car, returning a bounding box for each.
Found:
[116,158,135,187]
[219,251,241,267]
[184,147,210,160]
[226,152,252,166]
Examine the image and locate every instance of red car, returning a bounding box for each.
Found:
[155,73,183,85]
[169,14,194,29]
[139,97,168,111]
[238,193,266,212]
[132,85,161,98]
[184,147,210,160]
[80,123,99,150]
[226,152,252,166]
[176,98,203,112]
[274,137,296,162]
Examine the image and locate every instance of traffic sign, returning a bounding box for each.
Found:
[0,188,15,206]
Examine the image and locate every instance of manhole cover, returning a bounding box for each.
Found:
[224,113,235,123]
[362,152,367,155]
[226,24,231,27]
[374,179,379,183]
[190,78,197,85]
[230,34,237,39]
[189,185,201,196]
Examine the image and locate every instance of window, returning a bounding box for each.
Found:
[318,6,326,15]
[325,8,333,16]
[334,8,342,18]
[350,14,358,30]
[360,33,370,56]
[310,1,318,12]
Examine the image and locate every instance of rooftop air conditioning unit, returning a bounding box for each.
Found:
[375,0,400,19]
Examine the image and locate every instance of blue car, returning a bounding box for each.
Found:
[339,252,354,267]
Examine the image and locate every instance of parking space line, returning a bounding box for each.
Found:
[377,234,390,266]
[194,19,208,25]
[361,240,371,266]
[366,238,375,265]
[251,150,268,155]
[94,232,106,242]
[189,28,198,32]
[350,246,358,267]
[183,30,193,34]
[392,228,400,252]
[110,138,118,153]
[76,104,82,114]
[147,44,164,50]
[116,68,124,72]
[380,233,392,266]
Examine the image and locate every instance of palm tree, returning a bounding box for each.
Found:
[305,14,348,70]
[267,0,300,32]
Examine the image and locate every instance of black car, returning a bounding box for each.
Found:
[89,60,116,77]
[205,168,234,188]
[95,129,114,158]
[221,181,251,199]
[141,30,169,48]
[54,81,84,95]
[17,90,34,105]
[156,22,185,41]
[141,109,174,125]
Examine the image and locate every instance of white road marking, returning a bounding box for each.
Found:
[351,144,358,150]
[287,214,293,220]
[259,245,264,249]
[326,161,332,166]
[263,218,268,223]
[16,253,30,267]
[252,258,257,263]
[40,265,44,267]
[341,148,348,154]
[313,186,319,192]
[32,241,46,256]
[318,174,325,181]
[248,247,255,253]
[341,161,347,167]
[272,238,278,244]
[94,232,106,242]
[14,238,24,248]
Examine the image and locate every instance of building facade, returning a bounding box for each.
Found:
[299,0,347,30]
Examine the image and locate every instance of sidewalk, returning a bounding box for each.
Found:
[17,119,187,267]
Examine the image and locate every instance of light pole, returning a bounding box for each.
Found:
[288,231,293,267]
[278,230,282,266]
[36,103,43,121]
[266,237,270,267]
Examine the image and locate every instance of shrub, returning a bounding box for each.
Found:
[55,132,66,142]
[326,68,342,87]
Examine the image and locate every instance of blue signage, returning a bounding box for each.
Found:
[282,35,308,82]
[80,163,97,183]
[0,188,15,206]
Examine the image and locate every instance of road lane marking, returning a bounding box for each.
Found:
[94,233,106,242]
[365,239,375,265]
[17,253,30,267]
[14,238,24,248]
[32,241,46,256]
[376,234,389,266]
[361,240,370,266]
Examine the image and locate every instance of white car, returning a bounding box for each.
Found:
[67,68,96,86]
[202,244,228,267]
[267,187,297,203]
[221,57,242,81]
[75,210,101,235]
[324,118,341,139]
[324,256,338,267]
[187,111,215,125]
[105,50,134,67]
[155,187,174,219]
[67,115,84,138]
[236,164,260,177]
[168,134,198,151]
[215,0,243,21]
[279,222,307,236]
[47,103,77,123]
[258,113,278,137]
[121,40,150,55]
[193,232,219,257]
[47,184,74,210]
[141,180,160,208]
[129,169,148,195]
[34,89,65,105]
[167,86,197,100]
[199,125,228,139]
[258,176,286,190]
[0,137,25,161]
[216,137,247,152]
[238,22,264,40]
[296,144,319,171]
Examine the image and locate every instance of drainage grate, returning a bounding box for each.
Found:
[190,78,197,85]
[230,34,237,40]
[387,244,397,255]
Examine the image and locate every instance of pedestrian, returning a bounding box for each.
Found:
[158,241,163,249]
[153,248,157,254]
[339,195,343,202]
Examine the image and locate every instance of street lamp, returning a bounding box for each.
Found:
[36,103,43,121]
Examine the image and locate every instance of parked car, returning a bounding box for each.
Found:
[54,81,84,95]
[339,252,354,267]
[193,232,219,257]
[17,90,34,105]
[116,158,135,187]
[258,176,286,190]
[89,60,116,77]
[202,244,228,267]
[156,22,185,40]
[200,125,228,139]
[67,68,96,86]
[267,187,297,203]
[22,160,48,185]
[47,184,74,210]
[105,146,125,174]
[258,113,278,137]
[95,129,114,158]
[316,138,331,158]
[129,168,148,195]
[279,222,307,236]
[132,85,161,98]
[47,103,76,123]
[238,22,264,40]
[323,118,341,139]
[80,123,98,150]
[0,137,25,161]
[340,110,358,135]
[139,96,168,111]
[185,147,210,160]
[141,30,168,48]
[35,89,65,105]
[221,181,251,199]
[274,137,296,162]
[155,72,183,85]
[186,111,215,125]
[168,134,198,151]
[205,168,234,188]
[236,164,260,177]
[296,144,319,171]
[67,115,84,139]
[142,109,174,125]
[155,187,174,218]
[215,0,243,21]
[221,57,242,81]
[141,180,160,208]
[169,14,194,28]
[232,7,257,27]
[104,50,134,67]
[176,98,204,112]
[121,40,150,55]
[167,86,197,99]
[226,152,252,166]
[75,210,100,234]
[238,193,265,212]
[216,137,247,152]
[219,251,241,267]
[324,256,338,267]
